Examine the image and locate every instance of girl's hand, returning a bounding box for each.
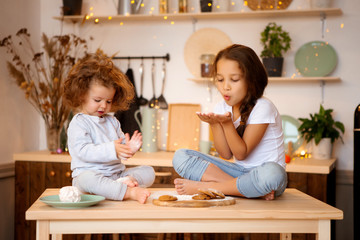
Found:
[126,130,142,154]
[196,112,219,124]
[213,112,232,124]
[114,138,133,160]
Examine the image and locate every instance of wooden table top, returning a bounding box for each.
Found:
[26,188,343,221]
[14,150,336,174]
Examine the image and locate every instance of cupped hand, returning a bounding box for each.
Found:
[212,112,232,124]
[196,112,219,124]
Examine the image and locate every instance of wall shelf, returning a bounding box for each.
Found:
[54,8,342,24]
[188,76,341,83]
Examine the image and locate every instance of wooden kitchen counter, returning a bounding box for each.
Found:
[13,150,336,174]
[26,188,342,240]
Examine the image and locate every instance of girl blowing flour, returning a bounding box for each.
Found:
[63,54,155,204]
[173,44,287,200]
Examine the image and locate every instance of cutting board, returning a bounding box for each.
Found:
[153,198,236,208]
[166,103,201,152]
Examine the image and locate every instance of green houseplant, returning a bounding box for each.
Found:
[0,28,89,151]
[298,105,345,159]
[260,22,291,77]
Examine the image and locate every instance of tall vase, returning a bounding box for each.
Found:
[46,126,61,152]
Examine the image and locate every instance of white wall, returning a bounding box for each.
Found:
[0,0,41,239]
[1,0,358,172]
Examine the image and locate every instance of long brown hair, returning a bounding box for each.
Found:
[63,53,134,112]
[213,44,268,137]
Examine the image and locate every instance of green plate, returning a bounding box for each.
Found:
[40,194,105,209]
[295,41,337,77]
[281,115,303,153]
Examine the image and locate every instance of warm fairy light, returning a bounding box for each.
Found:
[131,0,135,4]
[171,21,174,24]
[216,5,220,9]
[120,22,124,25]
[151,7,154,11]
[231,1,235,6]
[108,16,112,20]
[208,3,212,7]
[94,18,99,23]
[300,150,306,158]
[85,15,90,20]
[90,12,94,17]
[164,16,168,20]
[341,23,344,28]
[90,7,93,11]
[141,3,144,7]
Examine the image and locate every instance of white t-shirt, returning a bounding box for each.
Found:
[214,97,285,169]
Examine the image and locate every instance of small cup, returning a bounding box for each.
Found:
[199,140,213,154]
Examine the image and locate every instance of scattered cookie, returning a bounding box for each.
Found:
[198,188,216,198]
[192,193,211,200]
[158,195,178,201]
[208,188,225,199]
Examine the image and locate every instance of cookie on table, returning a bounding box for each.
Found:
[198,188,216,198]
[158,195,178,201]
[208,188,225,199]
[192,193,211,200]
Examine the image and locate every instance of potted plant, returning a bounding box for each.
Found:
[260,22,291,77]
[0,28,89,151]
[298,104,345,159]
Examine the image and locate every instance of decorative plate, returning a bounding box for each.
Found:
[295,41,338,77]
[184,28,232,78]
[281,115,303,153]
[40,194,105,209]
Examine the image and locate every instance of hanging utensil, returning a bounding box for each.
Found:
[138,58,148,106]
[148,59,158,108]
[156,59,168,109]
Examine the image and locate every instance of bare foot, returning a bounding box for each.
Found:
[174,178,210,195]
[262,190,275,201]
[124,187,151,204]
[116,176,139,187]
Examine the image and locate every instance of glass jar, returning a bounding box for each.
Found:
[200,54,215,78]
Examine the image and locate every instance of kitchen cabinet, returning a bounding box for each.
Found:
[14,151,336,240]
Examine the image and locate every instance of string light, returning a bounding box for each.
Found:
[94,18,99,23]
[108,16,112,20]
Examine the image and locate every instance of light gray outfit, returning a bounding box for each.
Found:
[67,113,155,200]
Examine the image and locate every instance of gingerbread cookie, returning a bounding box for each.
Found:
[192,193,211,200]
[208,188,225,199]
[158,195,178,201]
[198,188,216,198]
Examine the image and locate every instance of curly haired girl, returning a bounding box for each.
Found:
[63,54,155,204]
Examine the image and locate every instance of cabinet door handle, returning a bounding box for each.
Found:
[49,171,55,177]
[65,171,71,178]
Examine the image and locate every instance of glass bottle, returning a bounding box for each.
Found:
[179,0,187,13]
[200,54,215,78]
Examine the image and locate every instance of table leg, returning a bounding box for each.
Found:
[36,220,49,240]
[51,234,62,240]
[317,220,331,240]
[280,233,292,240]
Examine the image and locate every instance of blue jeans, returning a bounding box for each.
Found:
[172,149,287,198]
[73,165,155,200]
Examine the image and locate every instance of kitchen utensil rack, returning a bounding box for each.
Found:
[113,53,170,62]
